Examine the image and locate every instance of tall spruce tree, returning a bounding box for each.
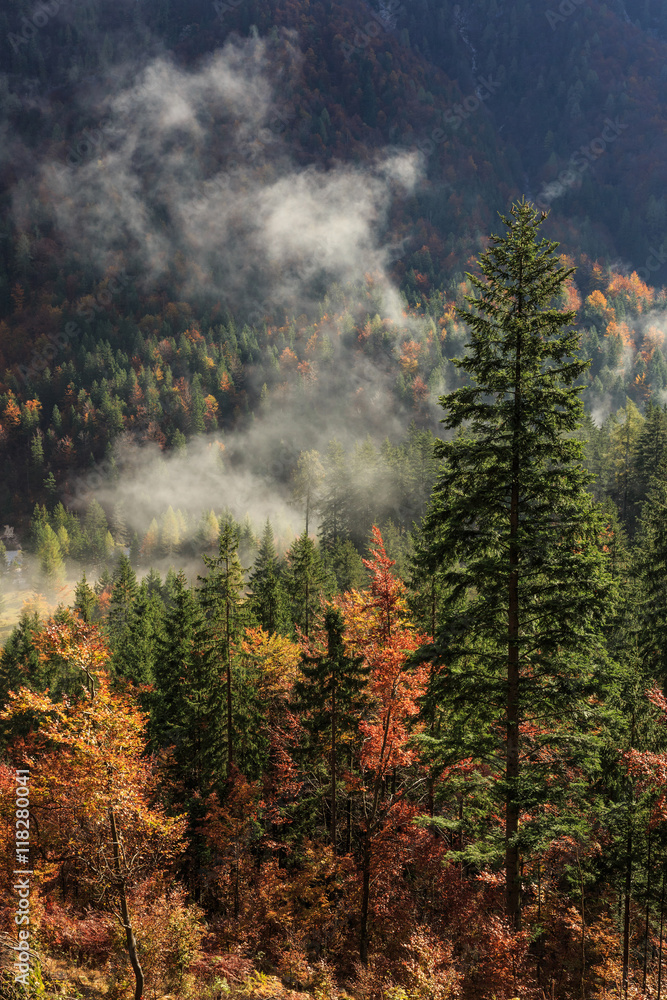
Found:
[422,200,613,929]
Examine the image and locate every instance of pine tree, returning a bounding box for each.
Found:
[43,471,57,510]
[294,606,369,853]
[197,523,246,776]
[161,506,181,557]
[319,440,351,550]
[36,524,65,586]
[196,509,219,551]
[107,554,139,647]
[422,200,614,929]
[113,581,165,690]
[291,450,325,534]
[286,530,330,636]
[141,518,159,560]
[349,438,380,549]
[634,400,667,508]
[325,538,367,593]
[0,611,42,722]
[635,462,667,684]
[73,572,98,623]
[84,500,110,563]
[608,398,644,532]
[152,571,225,794]
[111,501,129,547]
[248,520,289,634]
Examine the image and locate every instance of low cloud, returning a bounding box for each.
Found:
[13,35,421,318]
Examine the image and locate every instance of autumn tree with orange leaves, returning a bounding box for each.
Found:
[0,611,186,1000]
[338,527,429,962]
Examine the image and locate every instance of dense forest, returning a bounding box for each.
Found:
[3,0,667,997]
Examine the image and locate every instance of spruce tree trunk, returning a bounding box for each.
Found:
[506,331,522,932]
[109,806,144,1000]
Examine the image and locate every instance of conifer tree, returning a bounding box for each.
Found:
[294,606,369,852]
[634,400,667,507]
[36,524,65,586]
[291,450,325,534]
[107,554,139,647]
[286,530,330,636]
[0,611,42,727]
[111,501,129,547]
[153,571,225,795]
[112,581,165,690]
[248,519,289,634]
[319,440,351,550]
[197,509,219,551]
[84,500,110,562]
[197,522,246,776]
[423,200,613,929]
[73,572,98,623]
[608,398,644,531]
[325,538,367,593]
[635,462,667,684]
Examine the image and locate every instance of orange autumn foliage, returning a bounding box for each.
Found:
[0,612,186,920]
[399,340,422,375]
[605,319,635,349]
[2,394,21,428]
[607,271,655,311]
[280,347,299,369]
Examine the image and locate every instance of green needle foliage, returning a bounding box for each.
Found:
[293,606,369,852]
[198,521,247,776]
[422,199,615,928]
